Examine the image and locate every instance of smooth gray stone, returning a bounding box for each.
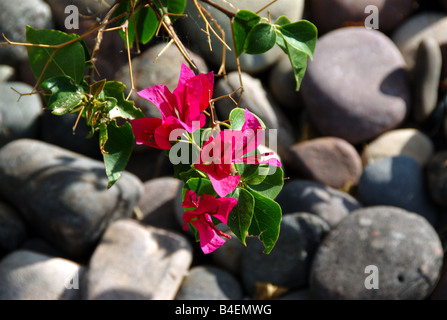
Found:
[358,155,439,226]
[301,27,411,144]
[0,139,144,258]
[175,265,243,300]
[276,180,362,228]
[0,250,84,300]
[310,206,444,300]
[85,219,193,300]
[240,213,330,297]
[0,0,54,66]
[0,82,43,148]
[0,201,28,252]
[413,37,442,122]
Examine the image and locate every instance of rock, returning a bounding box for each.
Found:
[85,219,192,300]
[211,231,246,275]
[300,27,411,145]
[175,265,243,300]
[0,82,43,148]
[115,42,209,118]
[0,0,54,66]
[0,65,15,82]
[362,128,434,166]
[138,177,183,231]
[268,55,304,111]
[0,139,144,258]
[310,206,444,300]
[214,71,296,158]
[392,12,447,79]
[0,201,28,252]
[179,0,304,73]
[358,155,439,226]
[240,213,330,297]
[277,289,311,300]
[46,0,115,27]
[286,137,363,189]
[430,254,447,300]
[0,250,84,300]
[426,151,447,207]
[412,37,442,123]
[40,110,102,160]
[276,180,362,228]
[309,0,415,35]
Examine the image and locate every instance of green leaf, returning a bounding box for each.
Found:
[40,76,85,115]
[244,23,276,55]
[243,164,269,186]
[274,20,317,91]
[184,177,216,199]
[232,10,261,57]
[246,165,284,200]
[227,187,254,246]
[115,0,159,47]
[103,120,135,188]
[90,79,107,99]
[103,81,145,119]
[274,15,292,27]
[276,34,309,91]
[26,26,86,84]
[248,189,282,254]
[277,20,318,59]
[168,0,186,15]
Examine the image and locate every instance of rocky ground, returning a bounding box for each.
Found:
[1,0,447,300]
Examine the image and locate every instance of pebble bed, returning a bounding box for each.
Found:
[1,0,447,300]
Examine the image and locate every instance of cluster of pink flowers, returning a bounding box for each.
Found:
[130,64,280,254]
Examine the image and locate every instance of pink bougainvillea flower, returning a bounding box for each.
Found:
[137,63,214,133]
[195,109,281,197]
[130,63,214,150]
[130,116,183,150]
[182,189,237,254]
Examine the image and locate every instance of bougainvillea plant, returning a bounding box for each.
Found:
[1,0,317,254]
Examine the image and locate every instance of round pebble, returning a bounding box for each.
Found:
[286,137,363,189]
[392,12,447,79]
[358,155,439,226]
[175,265,243,300]
[240,212,330,297]
[0,0,54,66]
[276,180,362,228]
[138,177,183,232]
[426,151,447,207]
[361,128,434,166]
[86,219,193,300]
[0,139,144,258]
[0,82,43,148]
[309,0,415,35]
[412,37,442,123]
[0,250,83,300]
[300,27,411,145]
[0,201,28,253]
[310,206,444,300]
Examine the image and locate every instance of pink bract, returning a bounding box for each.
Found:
[195,109,281,197]
[182,190,237,254]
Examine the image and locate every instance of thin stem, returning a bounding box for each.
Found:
[200,0,235,19]
[256,0,278,15]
